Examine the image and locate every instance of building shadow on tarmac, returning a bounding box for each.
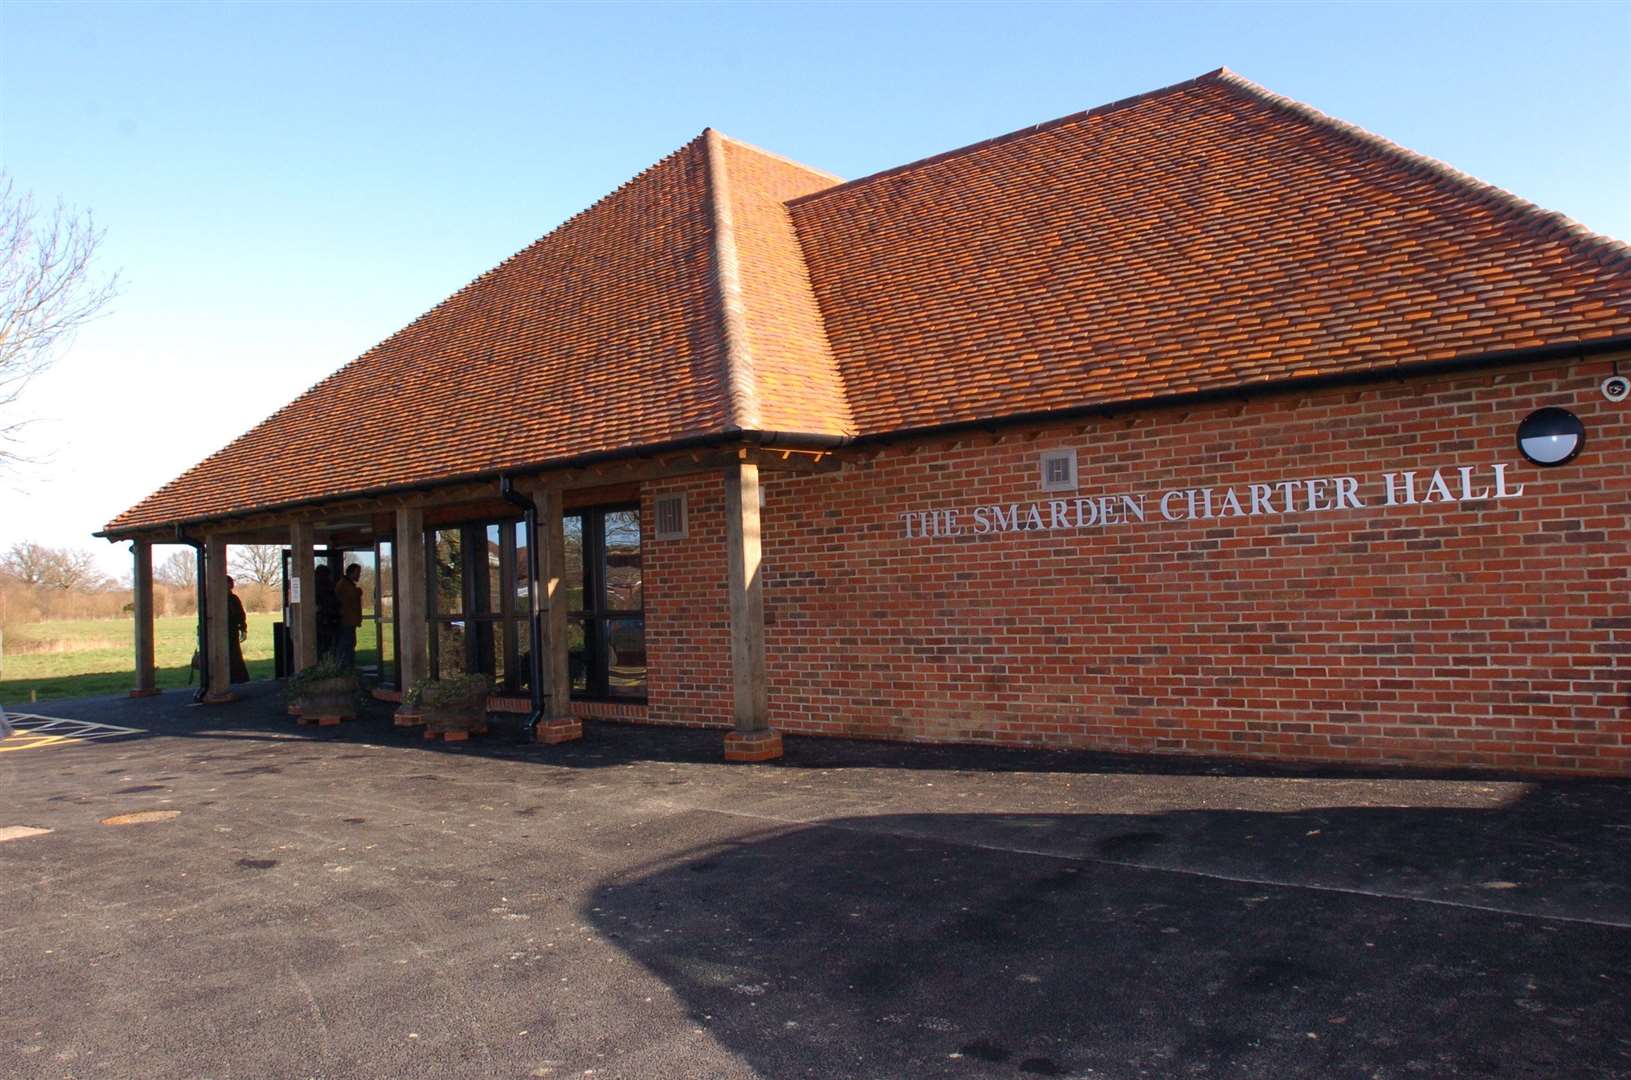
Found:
[16,680,1631,1076]
[585,802,1631,1079]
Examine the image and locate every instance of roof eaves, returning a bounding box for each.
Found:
[704,127,762,431]
[1212,69,1631,271]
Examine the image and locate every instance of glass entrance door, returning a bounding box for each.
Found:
[427,520,530,694]
[564,505,645,701]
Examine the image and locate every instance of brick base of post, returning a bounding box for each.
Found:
[724,729,783,762]
[128,688,161,699]
[201,690,238,705]
[535,716,582,745]
[394,706,424,727]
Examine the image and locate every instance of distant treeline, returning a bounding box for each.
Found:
[0,541,283,639]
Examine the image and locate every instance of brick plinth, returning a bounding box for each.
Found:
[724,729,783,762]
[393,707,424,727]
[201,690,238,705]
[535,716,583,745]
[128,688,161,699]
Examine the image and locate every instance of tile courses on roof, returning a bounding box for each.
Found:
[787,68,1631,434]
[105,69,1631,536]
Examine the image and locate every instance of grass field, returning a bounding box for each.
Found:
[0,616,379,705]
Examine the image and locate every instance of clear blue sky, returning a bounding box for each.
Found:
[1,1,1627,574]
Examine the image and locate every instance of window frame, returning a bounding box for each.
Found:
[566,502,647,703]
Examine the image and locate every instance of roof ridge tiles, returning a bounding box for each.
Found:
[704,128,762,432]
[787,67,1234,208]
[1211,70,1631,272]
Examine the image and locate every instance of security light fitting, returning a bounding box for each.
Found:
[1516,407,1585,467]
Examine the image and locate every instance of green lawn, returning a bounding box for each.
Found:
[0,616,379,705]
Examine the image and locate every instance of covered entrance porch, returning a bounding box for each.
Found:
[118,446,841,761]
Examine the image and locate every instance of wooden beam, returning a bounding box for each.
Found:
[725,463,767,730]
[105,445,850,547]
[290,521,317,671]
[394,506,428,697]
[130,541,158,697]
[722,463,780,761]
[202,534,235,703]
[535,488,579,742]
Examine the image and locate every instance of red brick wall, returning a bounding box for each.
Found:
[642,472,733,729]
[639,354,1630,775]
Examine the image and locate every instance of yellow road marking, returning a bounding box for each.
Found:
[0,734,86,752]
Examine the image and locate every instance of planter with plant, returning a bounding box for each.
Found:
[411,674,490,742]
[287,659,361,726]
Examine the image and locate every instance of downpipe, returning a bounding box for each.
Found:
[499,476,543,743]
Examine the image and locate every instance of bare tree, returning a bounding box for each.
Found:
[0,540,107,590]
[154,549,198,589]
[231,543,283,588]
[1,174,119,463]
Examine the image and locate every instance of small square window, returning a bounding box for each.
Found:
[654,492,688,540]
[1039,449,1077,492]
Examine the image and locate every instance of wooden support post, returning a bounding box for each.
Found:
[290,521,317,672]
[393,506,428,722]
[130,540,158,697]
[202,534,236,704]
[722,462,780,762]
[534,486,580,744]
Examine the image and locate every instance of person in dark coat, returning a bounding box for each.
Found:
[226,576,251,684]
[334,563,364,669]
[314,565,339,660]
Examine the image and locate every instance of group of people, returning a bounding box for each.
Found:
[314,563,365,668]
[210,562,366,686]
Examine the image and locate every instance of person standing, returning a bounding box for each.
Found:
[334,563,364,670]
[314,565,338,660]
[226,576,251,683]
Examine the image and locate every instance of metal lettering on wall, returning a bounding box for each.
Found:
[899,464,1527,540]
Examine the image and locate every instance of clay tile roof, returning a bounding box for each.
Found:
[786,68,1631,434]
[106,132,849,533]
[106,68,1631,535]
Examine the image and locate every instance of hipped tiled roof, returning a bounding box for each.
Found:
[107,69,1631,534]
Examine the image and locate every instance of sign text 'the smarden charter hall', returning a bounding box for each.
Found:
[898,464,1527,540]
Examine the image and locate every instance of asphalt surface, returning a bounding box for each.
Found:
[2,682,1628,1079]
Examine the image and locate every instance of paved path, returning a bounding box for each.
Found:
[2,682,1628,1078]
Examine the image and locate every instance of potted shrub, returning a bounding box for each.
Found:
[287,659,360,726]
[413,674,490,742]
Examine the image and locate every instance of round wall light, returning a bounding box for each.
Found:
[1516,407,1586,467]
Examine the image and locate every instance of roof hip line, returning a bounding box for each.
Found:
[704,128,763,432]
[1212,69,1631,270]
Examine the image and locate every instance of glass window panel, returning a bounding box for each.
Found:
[346,552,377,617]
[568,618,589,692]
[377,541,394,601]
[512,619,530,693]
[436,621,468,678]
[603,510,642,612]
[605,616,646,698]
[513,522,531,612]
[486,525,503,616]
[564,515,585,612]
[356,618,380,674]
[432,530,463,616]
[490,620,507,689]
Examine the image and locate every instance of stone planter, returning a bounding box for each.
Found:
[296,676,358,726]
[423,696,488,741]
